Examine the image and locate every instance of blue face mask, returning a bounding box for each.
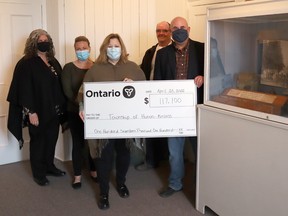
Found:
[172,28,188,43]
[76,50,90,61]
[107,47,121,61]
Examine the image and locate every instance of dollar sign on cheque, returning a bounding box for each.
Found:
[144,97,149,104]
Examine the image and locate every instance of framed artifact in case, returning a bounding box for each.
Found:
[259,40,288,89]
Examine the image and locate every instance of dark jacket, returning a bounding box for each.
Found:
[7,56,66,148]
[140,44,157,80]
[154,39,204,104]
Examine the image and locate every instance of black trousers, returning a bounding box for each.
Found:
[95,139,130,195]
[145,138,168,167]
[68,112,96,176]
[28,117,59,179]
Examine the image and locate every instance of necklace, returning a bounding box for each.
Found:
[49,65,57,76]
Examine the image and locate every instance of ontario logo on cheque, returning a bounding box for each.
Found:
[85,85,136,99]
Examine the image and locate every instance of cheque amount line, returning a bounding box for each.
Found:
[149,93,194,107]
[159,97,182,105]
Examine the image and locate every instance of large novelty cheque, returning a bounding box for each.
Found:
[84,80,197,139]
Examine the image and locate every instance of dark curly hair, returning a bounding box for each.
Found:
[24,29,55,60]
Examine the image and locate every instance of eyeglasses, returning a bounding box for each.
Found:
[156,29,170,33]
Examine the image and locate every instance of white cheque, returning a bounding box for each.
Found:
[84,80,197,139]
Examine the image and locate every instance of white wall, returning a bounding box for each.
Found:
[48,0,188,67]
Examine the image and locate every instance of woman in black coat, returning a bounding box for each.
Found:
[7,29,67,186]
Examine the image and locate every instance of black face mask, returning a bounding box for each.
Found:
[37,42,50,52]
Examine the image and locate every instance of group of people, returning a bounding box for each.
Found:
[7,16,204,210]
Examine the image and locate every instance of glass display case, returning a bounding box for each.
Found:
[197,2,288,216]
[205,1,288,124]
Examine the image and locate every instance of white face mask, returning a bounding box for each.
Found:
[107,47,121,61]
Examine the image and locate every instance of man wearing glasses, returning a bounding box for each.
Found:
[135,21,172,171]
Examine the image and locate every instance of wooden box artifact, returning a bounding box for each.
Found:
[213,88,288,115]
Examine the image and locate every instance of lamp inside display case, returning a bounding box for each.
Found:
[207,13,288,120]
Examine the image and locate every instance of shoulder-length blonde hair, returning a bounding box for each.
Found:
[95,33,128,64]
[24,29,55,60]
